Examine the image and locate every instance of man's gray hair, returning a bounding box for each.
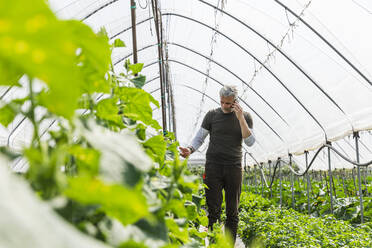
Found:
[219,85,238,99]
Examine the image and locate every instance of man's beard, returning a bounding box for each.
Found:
[222,107,232,112]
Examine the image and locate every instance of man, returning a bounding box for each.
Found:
[179,85,255,243]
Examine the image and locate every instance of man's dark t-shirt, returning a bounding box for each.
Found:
[201,108,253,166]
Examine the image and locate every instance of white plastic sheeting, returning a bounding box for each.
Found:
[2,0,372,172]
[0,156,110,248]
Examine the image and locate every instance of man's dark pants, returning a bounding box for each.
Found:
[204,162,242,242]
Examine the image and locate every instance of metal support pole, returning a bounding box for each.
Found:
[269,160,272,178]
[341,168,348,197]
[151,0,167,133]
[302,176,306,191]
[327,142,334,214]
[352,167,358,196]
[165,64,171,133]
[305,151,311,215]
[260,163,264,197]
[246,167,250,187]
[130,0,138,65]
[354,132,364,223]
[332,170,337,199]
[269,160,273,198]
[253,164,257,193]
[279,159,283,207]
[310,170,314,196]
[169,79,177,138]
[324,171,329,195]
[364,167,369,196]
[290,154,295,209]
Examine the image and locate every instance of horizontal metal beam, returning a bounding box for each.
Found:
[140,58,285,142]
[111,12,328,141]
[115,41,290,126]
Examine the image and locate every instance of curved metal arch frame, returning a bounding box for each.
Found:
[199,0,352,122]
[149,83,218,104]
[244,141,372,191]
[81,0,372,88]
[9,0,371,171]
[150,83,267,152]
[115,41,290,126]
[273,0,372,87]
[0,86,13,100]
[289,142,372,175]
[110,12,330,141]
[82,0,120,21]
[138,58,285,142]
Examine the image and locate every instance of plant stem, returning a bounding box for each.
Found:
[29,78,40,146]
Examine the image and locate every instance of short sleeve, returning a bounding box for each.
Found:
[201,110,213,131]
[244,112,253,129]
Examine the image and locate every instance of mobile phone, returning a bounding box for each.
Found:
[231,99,238,112]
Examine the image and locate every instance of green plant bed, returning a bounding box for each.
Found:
[238,192,372,248]
[243,174,372,225]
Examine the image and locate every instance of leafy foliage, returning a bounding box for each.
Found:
[238,192,372,248]
[0,0,232,247]
[243,168,372,224]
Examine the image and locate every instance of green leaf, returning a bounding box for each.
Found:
[24,145,68,199]
[97,27,108,38]
[118,87,160,129]
[134,218,168,242]
[64,176,149,226]
[135,123,147,141]
[95,97,124,128]
[0,97,28,127]
[0,60,22,86]
[166,199,188,218]
[192,194,203,211]
[128,63,144,75]
[130,75,146,89]
[80,120,152,185]
[0,0,110,118]
[165,218,189,244]
[113,39,126,48]
[198,215,209,227]
[0,104,17,127]
[185,201,197,220]
[124,59,130,71]
[68,145,100,176]
[143,135,166,164]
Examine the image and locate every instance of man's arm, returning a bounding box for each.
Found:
[238,117,255,146]
[233,102,255,146]
[233,102,252,138]
[237,115,252,139]
[179,127,209,158]
[243,131,255,146]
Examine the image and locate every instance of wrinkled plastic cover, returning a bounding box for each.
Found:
[2,0,372,171]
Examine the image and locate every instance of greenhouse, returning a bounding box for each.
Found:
[1,0,372,247]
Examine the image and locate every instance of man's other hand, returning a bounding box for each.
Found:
[179,147,191,158]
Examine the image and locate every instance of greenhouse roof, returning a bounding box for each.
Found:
[3,0,372,172]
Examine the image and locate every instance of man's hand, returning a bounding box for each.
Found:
[179,147,191,158]
[232,101,244,120]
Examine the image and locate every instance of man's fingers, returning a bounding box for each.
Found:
[179,147,191,158]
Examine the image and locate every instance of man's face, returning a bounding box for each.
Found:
[220,95,235,113]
